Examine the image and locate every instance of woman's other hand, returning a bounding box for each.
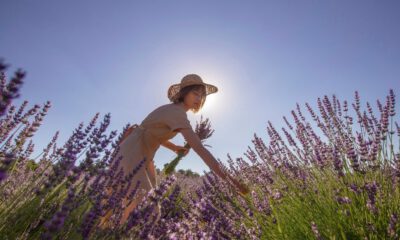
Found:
[179,128,250,195]
[228,176,250,195]
[173,145,190,157]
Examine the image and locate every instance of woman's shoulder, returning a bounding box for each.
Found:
[160,103,185,113]
[148,103,185,118]
[142,103,191,130]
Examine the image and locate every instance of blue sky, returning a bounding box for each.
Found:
[1,1,399,174]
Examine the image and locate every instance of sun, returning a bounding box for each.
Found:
[201,92,217,113]
[196,74,225,116]
[171,63,231,118]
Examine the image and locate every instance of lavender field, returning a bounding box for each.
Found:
[1,61,399,239]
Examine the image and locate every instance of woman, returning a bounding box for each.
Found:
[101,74,249,227]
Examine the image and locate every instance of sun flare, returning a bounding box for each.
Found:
[195,72,227,117]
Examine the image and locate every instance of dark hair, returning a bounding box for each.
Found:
[171,84,206,113]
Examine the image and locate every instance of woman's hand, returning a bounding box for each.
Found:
[173,145,190,157]
[227,175,250,195]
[237,182,250,196]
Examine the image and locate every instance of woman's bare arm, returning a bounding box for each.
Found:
[161,140,177,152]
[176,128,249,195]
[179,128,228,181]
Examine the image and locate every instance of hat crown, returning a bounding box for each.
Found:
[168,73,217,101]
[181,74,204,87]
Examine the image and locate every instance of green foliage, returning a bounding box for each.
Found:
[26,159,39,171]
[178,169,200,178]
[248,167,400,239]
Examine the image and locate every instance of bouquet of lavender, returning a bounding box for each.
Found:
[163,115,214,175]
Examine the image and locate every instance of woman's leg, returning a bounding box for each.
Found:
[119,191,162,226]
[119,188,146,225]
[98,187,116,229]
[119,165,154,225]
[146,161,162,222]
[146,159,158,186]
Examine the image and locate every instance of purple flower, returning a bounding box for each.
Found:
[336,196,352,204]
[311,221,322,240]
[387,213,398,238]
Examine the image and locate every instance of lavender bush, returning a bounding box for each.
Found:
[0,60,399,239]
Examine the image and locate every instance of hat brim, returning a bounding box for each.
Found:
[168,83,218,101]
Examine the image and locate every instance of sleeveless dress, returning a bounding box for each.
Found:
[109,103,192,224]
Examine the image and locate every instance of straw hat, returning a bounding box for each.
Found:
[168,74,218,101]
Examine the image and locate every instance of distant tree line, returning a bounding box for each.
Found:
[156,164,200,178]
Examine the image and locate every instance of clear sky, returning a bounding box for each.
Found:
[1,1,399,174]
